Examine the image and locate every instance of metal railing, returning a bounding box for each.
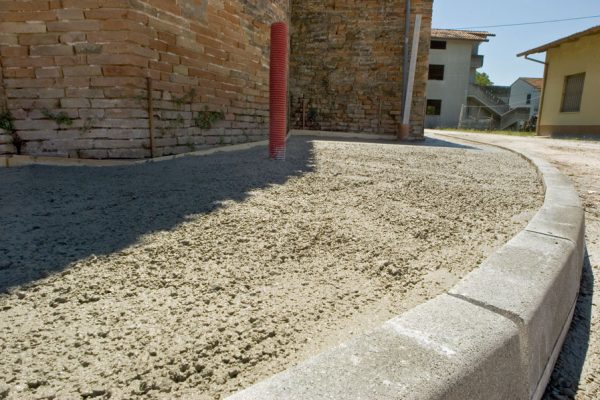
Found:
[467,84,510,115]
[499,107,531,130]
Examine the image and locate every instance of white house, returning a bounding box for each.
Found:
[509,77,543,118]
[425,29,494,128]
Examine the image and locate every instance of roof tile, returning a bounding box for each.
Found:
[522,77,544,90]
[431,29,495,41]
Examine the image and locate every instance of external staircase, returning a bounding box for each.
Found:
[465,84,531,130]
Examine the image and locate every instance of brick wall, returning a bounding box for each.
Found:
[0,56,5,111]
[0,128,15,155]
[289,0,432,139]
[0,0,432,159]
[0,0,289,158]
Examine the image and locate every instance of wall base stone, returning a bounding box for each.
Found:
[0,130,15,155]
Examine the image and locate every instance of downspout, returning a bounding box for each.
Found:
[401,0,411,137]
[522,54,548,136]
[402,0,411,108]
[401,14,422,139]
[524,55,546,65]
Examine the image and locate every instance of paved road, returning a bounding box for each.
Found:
[429,130,600,400]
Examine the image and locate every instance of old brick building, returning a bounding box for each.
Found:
[0,0,432,159]
[290,0,432,137]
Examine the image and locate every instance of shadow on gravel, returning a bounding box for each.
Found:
[418,136,480,150]
[0,137,316,294]
[544,248,594,400]
[306,135,480,151]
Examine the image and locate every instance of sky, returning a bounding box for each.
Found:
[432,0,600,86]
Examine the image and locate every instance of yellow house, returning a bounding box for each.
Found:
[518,25,600,137]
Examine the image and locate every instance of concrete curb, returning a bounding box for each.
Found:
[227,131,585,400]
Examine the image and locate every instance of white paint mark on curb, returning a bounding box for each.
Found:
[387,320,457,358]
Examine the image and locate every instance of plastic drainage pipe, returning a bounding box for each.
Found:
[269,22,288,160]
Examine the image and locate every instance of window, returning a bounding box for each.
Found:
[426,100,442,116]
[428,64,445,80]
[526,93,532,105]
[561,73,585,112]
[430,40,447,50]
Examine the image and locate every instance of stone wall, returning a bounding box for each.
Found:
[0,0,432,159]
[0,57,5,111]
[0,128,16,155]
[289,0,432,139]
[0,62,15,155]
[0,0,289,158]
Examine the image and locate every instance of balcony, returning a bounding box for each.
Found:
[471,55,484,69]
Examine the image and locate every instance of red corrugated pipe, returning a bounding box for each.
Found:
[269,22,288,160]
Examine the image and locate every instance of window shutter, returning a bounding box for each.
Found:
[561,73,585,112]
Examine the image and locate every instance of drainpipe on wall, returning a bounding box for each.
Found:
[400,0,411,138]
[401,14,422,140]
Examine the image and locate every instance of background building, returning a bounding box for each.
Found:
[425,29,493,129]
[519,25,600,137]
[509,77,542,119]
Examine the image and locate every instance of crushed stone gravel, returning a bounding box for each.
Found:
[0,136,543,399]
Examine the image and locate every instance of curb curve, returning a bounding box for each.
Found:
[227,131,585,400]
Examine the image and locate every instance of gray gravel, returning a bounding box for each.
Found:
[0,136,543,399]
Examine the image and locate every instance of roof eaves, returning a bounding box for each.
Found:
[431,29,495,42]
[520,77,544,90]
[518,24,600,57]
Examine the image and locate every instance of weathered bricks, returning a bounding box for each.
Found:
[46,20,101,32]
[0,0,291,158]
[61,65,102,77]
[0,22,47,33]
[289,0,432,138]
[35,67,63,78]
[1,0,430,159]
[29,44,74,56]
[18,33,60,45]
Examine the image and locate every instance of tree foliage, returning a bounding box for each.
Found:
[475,71,493,86]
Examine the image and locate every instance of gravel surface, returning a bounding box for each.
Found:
[433,131,600,400]
[0,136,542,399]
